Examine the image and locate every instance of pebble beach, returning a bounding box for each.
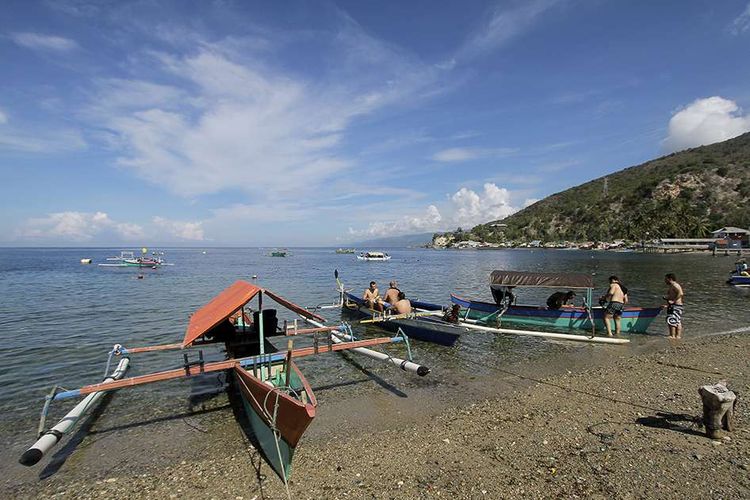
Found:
[4,332,748,499]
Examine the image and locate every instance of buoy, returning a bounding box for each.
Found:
[252,275,258,279]
[80,258,92,264]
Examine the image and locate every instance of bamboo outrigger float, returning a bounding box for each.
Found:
[20,280,428,483]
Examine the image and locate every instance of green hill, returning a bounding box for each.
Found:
[443,132,750,243]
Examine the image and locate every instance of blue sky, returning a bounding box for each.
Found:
[1,0,750,246]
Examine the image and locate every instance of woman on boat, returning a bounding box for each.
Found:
[393,292,412,315]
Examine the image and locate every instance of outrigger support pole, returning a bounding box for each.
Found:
[51,336,403,401]
[303,318,430,376]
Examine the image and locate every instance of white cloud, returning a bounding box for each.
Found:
[432,147,517,162]
[10,32,79,52]
[663,96,750,152]
[152,216,204,241]
[523,198,540,208]
[92,27,438,199]
[729,3,750,35]
[350,183,520,238]
[451,183,517,226]
[0,128,86,153]
[17,211,207,242]
[19,211,144,241]
[349,205,442,238]
[457,0,560,61]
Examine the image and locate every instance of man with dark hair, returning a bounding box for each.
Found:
[663,273,684,339]
[601,275,626,336]
[546,290,576,310]
[363,281,383,312]
[393,291,412,314]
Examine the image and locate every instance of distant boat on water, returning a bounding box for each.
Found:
[357,251,391,261]
[335,248,356,254]
[270,249,288,257]
[98,250,171,268]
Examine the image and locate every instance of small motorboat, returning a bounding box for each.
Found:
[357,251,391,261]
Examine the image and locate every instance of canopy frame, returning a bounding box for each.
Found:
[489,270,595,290]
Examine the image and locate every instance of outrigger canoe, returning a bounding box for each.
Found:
[20,281,428,484]
[451,270,661,334]
[342,292,463,346]
[451,295,661,333]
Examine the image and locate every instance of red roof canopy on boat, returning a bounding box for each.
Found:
[490,270,594,289]
[182,280,327,347]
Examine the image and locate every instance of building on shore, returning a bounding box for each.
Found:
[710,227,750,249]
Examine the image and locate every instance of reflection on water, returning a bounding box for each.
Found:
[1,247,748,450]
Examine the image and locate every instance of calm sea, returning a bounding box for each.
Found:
[1,247,748,455]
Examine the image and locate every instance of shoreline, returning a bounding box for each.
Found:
[3,332,748,499]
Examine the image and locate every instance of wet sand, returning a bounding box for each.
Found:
[3,333,749,499]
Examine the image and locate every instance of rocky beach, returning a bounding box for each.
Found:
[4,332,748,500]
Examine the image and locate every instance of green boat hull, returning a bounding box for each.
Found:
[452,296,661,334]
[239,387,295,481]
[462,310,656,333]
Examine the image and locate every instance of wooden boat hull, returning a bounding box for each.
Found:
[450,294,661,333]
[727,275,750,286]
[344,293,461,346]
[233,361,316,481]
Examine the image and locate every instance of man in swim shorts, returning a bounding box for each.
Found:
[601,275,625,336]
[663,273,684,339]
[363,281,384,312]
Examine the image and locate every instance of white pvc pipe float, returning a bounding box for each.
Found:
[19,357,130,466]
[459,320,630,344]
[331,332,430,376]
[304,318,430,376]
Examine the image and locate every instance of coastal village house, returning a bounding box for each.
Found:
[711,227,750,249]
[655,226,750,251]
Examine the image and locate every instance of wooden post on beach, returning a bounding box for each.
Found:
[698,383,736,439]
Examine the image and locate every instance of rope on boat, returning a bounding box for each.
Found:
[243,373,297,496]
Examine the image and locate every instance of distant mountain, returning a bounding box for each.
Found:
[436,132,750,244]
[349,232,434,248]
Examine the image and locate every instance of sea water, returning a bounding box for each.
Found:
[1,247,747,461]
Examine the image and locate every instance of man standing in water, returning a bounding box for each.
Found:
[663,273,684,339]
[601,276,626,337]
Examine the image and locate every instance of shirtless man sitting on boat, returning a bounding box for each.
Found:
[392,291,412,315]
[601,275,626,337]
[383,281,400,305]
[363,281,384,312]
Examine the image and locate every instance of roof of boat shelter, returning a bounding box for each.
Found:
[182,280,327,347]
[489,270,595,289]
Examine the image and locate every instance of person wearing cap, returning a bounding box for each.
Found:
[383,280,401,306]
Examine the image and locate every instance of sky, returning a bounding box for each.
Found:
[1,0,750,246]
